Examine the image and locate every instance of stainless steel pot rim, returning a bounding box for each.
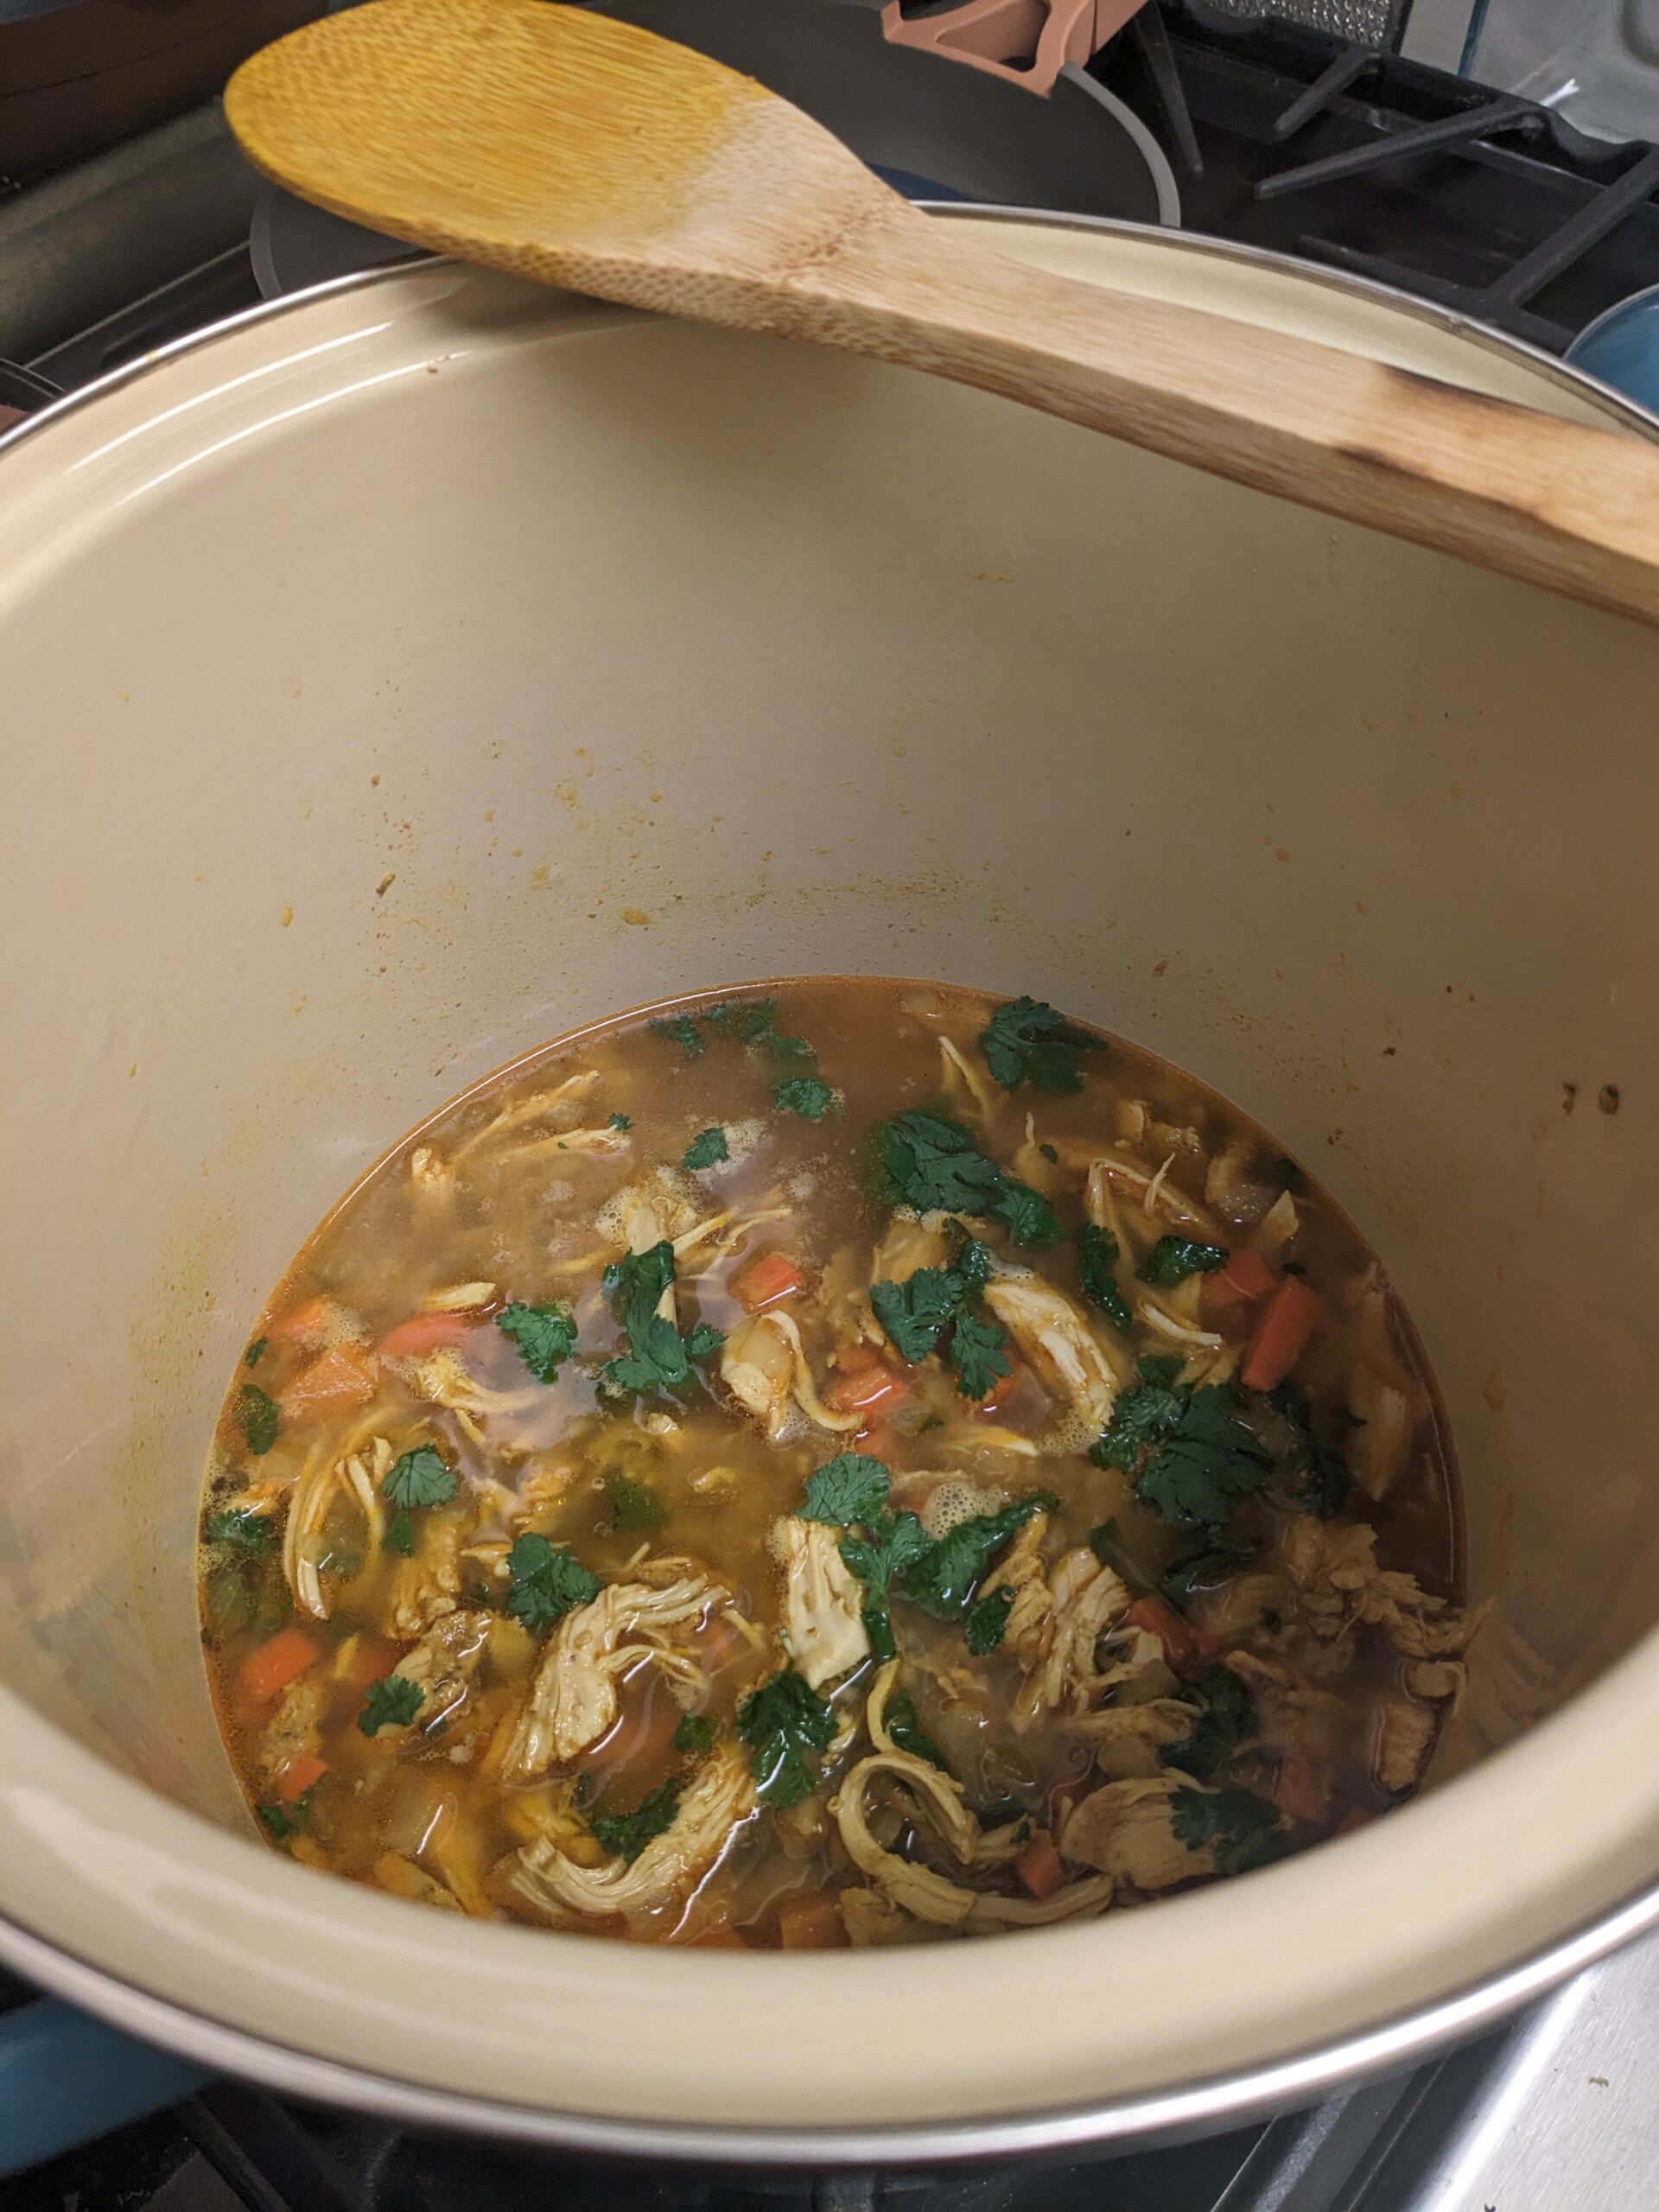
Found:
[3,205,1656,469]
[4,214,1654,2168]
[7,1867,1659,2165]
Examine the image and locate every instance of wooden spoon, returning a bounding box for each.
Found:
[227,0,1659,626]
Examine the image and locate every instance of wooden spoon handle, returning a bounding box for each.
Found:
[753,202,1659,627]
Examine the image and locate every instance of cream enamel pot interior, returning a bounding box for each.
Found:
[5,211,1659,2164]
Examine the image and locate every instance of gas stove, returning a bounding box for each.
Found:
[5,0,1659,2202]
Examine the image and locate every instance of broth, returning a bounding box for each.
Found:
[197,978,1478,1948]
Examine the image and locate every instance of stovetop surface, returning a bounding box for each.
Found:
[6,1,1659,2204]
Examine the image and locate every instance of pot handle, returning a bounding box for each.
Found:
[0,1995,210,2177]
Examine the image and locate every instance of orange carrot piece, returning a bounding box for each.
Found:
[1127,1594,1215,1677]
[824,1346,909,1419]
[378,1313,474,1358]
[240,1624,320,1704]
[1200,1248,1277,1327]
[276,1750,328,1802]
[1014,1828,1065,1901]
[1273,1751,1332,1826]
[778,1897,850,1950]
[975,1351,1022,1415]
[1241,1277,1325,1393]
[266,1295,331,1346]
[731,1252,807,1313]
[283,1342,379,1416]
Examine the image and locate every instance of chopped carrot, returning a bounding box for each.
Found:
[240,1624,320,1704]
[1127,1594,1217,1677]
[276,1750,328,1802]
[1199,1249,1276,1328]
[824,1345,909,1420]
[1014,1828,1065,1901]
[778,1897,850,1950]
[266,1296,331,1347]
[975,1351,1022,1416]
[378,1312,474,1358]
[1273,1751,1332,1826]
[1241,1277,1325,1393]
[731,1252,807,1313]
[283,1341,379,1417]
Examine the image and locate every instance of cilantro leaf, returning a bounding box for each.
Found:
[1077,1223,1131,1332]
[382,1508,416,1557]
[766,1032,816,1062]
[801,1453,890,1527]
[496,1299,577,1382]
[1139,1353,1184,1389]
[964,1583,1015,1656]
[1169,1783,1287,1875]
[874,1110,1005,1217]
[1161,1664,1254,1780]
[1135,1387,1273,1530]
[884,1687,949,1770]
[682,1125,729,1172]
[1090,1374,1188,1471]
[245,1336,268,1369]
[236,1383,280,1457]
[869,1268,959,1363]
[979,997,1101,1094]
[607,1111,631,1130]
[773,1075,836,1120]
[505,1532,602,1630]
[673,1713,717,1756]
[205,1507,271,1551]
[589,1778,682,1862]
[705,998,776,1041]
[989,1179,1062,1249]
[950,1307,1011,1401]
[382,1445,457,1510]
[737,1669,835,1808]
[839,1509,930,1661]
[1136,1236,1230,1288]
[901,1497,1048,1620]
[358,1674,424,1736]
[257,1794,314,1841]
[610,1473,668,1530]
[600,1240,718,1396]
[1268,1381,1352,1520]
[650,1014,705,1059]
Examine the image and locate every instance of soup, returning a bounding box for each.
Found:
[197,978,1480,1948]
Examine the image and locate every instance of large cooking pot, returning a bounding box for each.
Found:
[5,211,1659,2166]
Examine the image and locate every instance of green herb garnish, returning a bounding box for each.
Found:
[1136,1236,1230,1288]
[964,1583,1015,1656]
[601,1240,722,1397]
[673,1713,717,1756]
[382,1445,457,1510]
[873,1111,1058,1248]
[358,1674,424,1737]
[736,1669,835,1808]
[257,1793,315,1841]
[800,1452,891,1527]
[589,1778,682,1862]
[884,1687,950,1770]
[236,1383,280,1457]
[505,1532,602,1630]
[978,997,1101,1095]
[205,1507,271,1551]
[650,1014,705,1059]
[1162,1664,1254,1780]
[607,1111,632,1130]
[1170,1783,1287,1875]
[1268,1381,1351,1519]
[901,1496,1049,1620]
[772,1075,836,1121]
[988,1179,1062,1249]
[382,1508,416,1557]
[1135,1387,1273,1530]
[610,1473,669,1529]
[839,1508,931,1661]
[869,1237,1011,1401]
[681,1125,730,1172]
[1077,1223,1132,1332]
[496,1299,578,1382]
[245,1336,268,1369]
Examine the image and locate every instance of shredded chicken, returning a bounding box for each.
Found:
[1087,1154,1223,1240]
[390,1606,492,1726]
[721,1311,861,1440]
[1073,1697,1200,1779]
[870,1214,951,1287]
[402,1350,546,1446]
[385,1508,465,1637]
[501,1569,726,1783]
[775,1516,870,1688]
[1347,1364,1416,1500]
[982,1272,1121,1431]
[454,1070,603,1160]
[938,1034,1001,1128]
[1374,1697,1439,1792]
[505,1739,755,1928]
[990,1516,1128,1725]
[840,1886,953,1947]
[1281,1516,1487,1662]
[1253,1188,1301,1264]
[1059,1774,1214,1890]
[283,1433,390,1621]
[256,1673,325,1793]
